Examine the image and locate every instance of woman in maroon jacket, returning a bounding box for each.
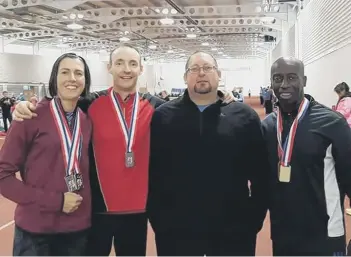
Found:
[0,53,92,256]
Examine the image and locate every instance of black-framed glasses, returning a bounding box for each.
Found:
[187,66,217,74]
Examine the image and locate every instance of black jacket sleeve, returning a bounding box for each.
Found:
[147,108,169,231]
[331,116,351,200]
[78,90,107,113]
[247,111,270,233]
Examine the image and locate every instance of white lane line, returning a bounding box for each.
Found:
[0,220,14,231]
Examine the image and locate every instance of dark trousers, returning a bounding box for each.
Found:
[85,213,147,256]
[3,113,12,132]
[273,235,346,256]
[13,225,88,256]
[155,231,256,256]
[260,96,264,105]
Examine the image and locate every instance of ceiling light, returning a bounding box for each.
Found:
[160,18,174,25]
[186,33,196,38]
[201,42,209,46]
[155,8,160,13]
[170,8,177,14]
[67,23,83,30]
[148,45,157,49]
[69,13,77,20]
[56,44,67,48]
[119,37,130,42]
[211,48,218,51]
[162,8,169,15]
[167,50,174,53]
[77,13,84,19]
[218,51,223,54]
[62,15,68,19]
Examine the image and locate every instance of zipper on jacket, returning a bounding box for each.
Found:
[199,113,203,135]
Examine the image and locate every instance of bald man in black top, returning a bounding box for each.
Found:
[262,57,351,255]
[0,91,15,132]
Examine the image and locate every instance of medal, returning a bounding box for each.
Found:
[276,97,309,183]
[110,90,139,168]
[50,97,84,192]
[278,164,291,183]
[75,173,84,189]
[125,152,135,168]
[65,174,78,192]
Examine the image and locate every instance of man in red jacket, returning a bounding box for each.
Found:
[12,44,235,256]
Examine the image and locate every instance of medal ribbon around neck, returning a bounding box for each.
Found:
[110,90,139,154]
[277,97,309,167]
[50,97,82,176]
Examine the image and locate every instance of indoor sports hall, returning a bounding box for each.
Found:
[0,0,351,255]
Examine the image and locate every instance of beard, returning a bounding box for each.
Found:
[194,82,212,94]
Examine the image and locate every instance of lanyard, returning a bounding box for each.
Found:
[276,97,309,166]
[110,90,139,153]
[50,97,82,176]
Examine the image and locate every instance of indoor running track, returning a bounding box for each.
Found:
[0,97,350,255]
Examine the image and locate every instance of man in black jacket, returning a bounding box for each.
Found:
[147,51,270,256]
[0,91,15,132]
[262,57,351,256]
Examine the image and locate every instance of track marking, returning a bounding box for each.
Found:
[0,220,14,231]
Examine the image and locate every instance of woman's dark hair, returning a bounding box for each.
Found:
[334,82,350,94]
[47,53,91,98]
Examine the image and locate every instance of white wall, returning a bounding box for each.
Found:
[0,48,266,97]
[267,0,351,108]
[0,52,112,92]
[144,58,266,96]
[304,43,351,107]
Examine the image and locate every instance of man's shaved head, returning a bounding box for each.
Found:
[271,57,304,76]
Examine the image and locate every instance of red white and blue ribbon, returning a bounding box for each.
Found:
[110,90,139,154]
[50,97,82,176]
[277,97,309,166]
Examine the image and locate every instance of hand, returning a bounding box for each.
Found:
[12,101,37,121]
[220,90,235,103]
[62,192,83,214]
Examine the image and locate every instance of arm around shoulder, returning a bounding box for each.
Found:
[0,120,63,212]
[78,90,107,113]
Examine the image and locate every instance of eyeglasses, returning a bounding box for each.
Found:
[187,66,217,74]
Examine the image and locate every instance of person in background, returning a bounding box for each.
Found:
[148,51,270,256]
[263,86,273,115]
[0,53,92,255]
[232,88,243,102]
[0,91,15,132]
[239,88,244,102]
[333,82,351,255]
[259,86,264,105]
[11,44,235,256]
[262,57,351,256]
[334,82,351,127]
